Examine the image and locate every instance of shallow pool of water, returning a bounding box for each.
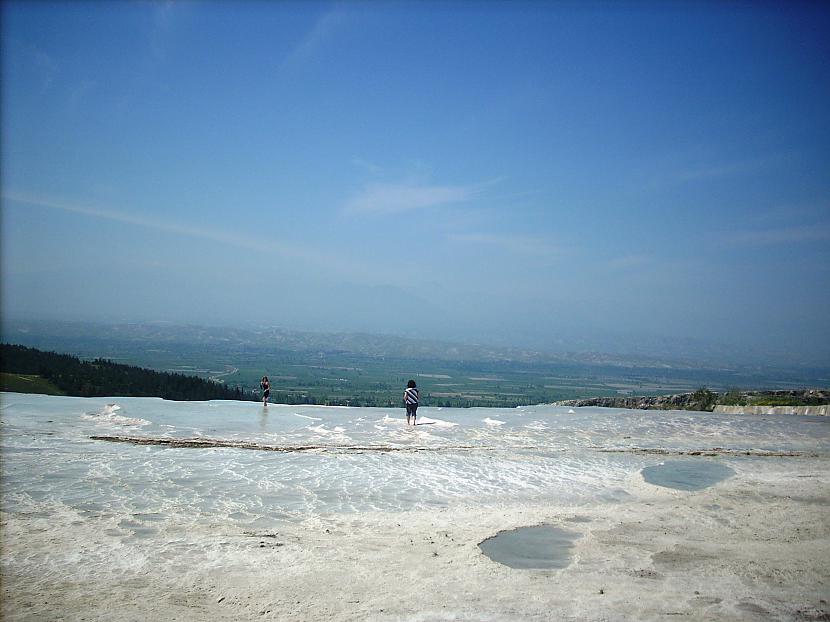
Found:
[478,525,579,569]
[641,460,736,491]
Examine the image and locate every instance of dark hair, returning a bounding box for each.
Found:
[407,379,416,388]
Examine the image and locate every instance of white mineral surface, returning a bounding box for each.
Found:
[1,393,828,621]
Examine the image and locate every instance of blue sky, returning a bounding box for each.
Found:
[2,1,829,363]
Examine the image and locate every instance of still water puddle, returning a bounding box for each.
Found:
[479,525,579,569]
[641,460,735,491]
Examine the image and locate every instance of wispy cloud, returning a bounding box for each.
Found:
[607,254,649,270]
[2,191,415,285]
[447,232,562,257]
[32,48,58,92]
[345,181,482,215]
[149,1,180,61]
[279,8,348,72]
[68,79,97,108]
[731,225,830,245]
[673,158,774,183]
[646,153,791,190]
[6,39,57,93]
[350,157,383,175]
[747,204,826,226]
[2,191,304,258]
[148,0,195,62]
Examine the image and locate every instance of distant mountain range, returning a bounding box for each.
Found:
[3,320,828,406]
[2,319,827,375]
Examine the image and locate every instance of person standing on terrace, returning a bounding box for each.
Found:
[404,379,419,425]
[260,376,271,405]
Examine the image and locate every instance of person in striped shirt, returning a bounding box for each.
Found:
[404,379,419,426]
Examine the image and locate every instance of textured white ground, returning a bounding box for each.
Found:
[2,394,829,621]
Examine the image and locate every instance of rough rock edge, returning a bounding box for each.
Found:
[89,436,482,452]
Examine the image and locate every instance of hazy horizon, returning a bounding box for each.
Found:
[2,2,828,364]
[3,316,829,372]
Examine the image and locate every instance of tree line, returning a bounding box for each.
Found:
[2,343,553,407]
[1,343,249,401]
